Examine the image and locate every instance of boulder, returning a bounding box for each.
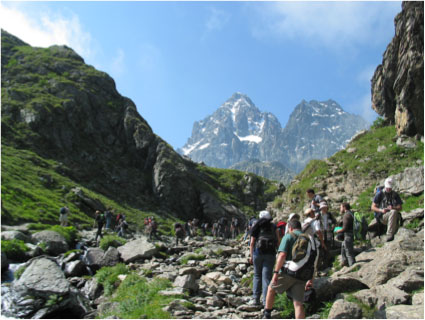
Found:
[1,231,32,243]
[32,230,69,256]
[387,267,424,293]
[82,246,120,270]
[101,246,121,266]
[384,304,424,319]
[201,272,232,286]
[379,166,424,195]
[314,276,368,302]
[412,292,424,305]
[81,278,103,301]
[173,274,199,292]
[2,257,91,318]
[354,284,410,309]
[328,299,362,319]
[64,260,87,277]
[117,237,158,263]
[396,135,417,149]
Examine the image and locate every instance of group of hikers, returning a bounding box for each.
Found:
[247,176,403,319]
[59,175,403,318]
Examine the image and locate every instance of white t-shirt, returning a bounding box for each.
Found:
[302,217,321,247]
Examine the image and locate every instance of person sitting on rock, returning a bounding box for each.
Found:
[371,177,403,242]
[306,189,323,216]
[336,203,356,267]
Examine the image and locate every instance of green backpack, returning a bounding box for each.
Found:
[290,232,311,262]
[349,212,368,241]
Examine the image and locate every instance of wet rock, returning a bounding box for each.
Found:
[64,260,87,277]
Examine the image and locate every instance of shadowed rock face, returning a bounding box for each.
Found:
[371,1,424,136]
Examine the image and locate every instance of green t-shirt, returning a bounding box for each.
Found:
[278,230,302,261]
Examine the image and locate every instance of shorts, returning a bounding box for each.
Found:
[269,273,306,302]
[59,214,68,223]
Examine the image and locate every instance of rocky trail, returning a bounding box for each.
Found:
[2,209,424,319]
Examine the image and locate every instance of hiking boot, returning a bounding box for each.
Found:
[247,299,260,306]
[262,310,272,319]
[386,235,394,242]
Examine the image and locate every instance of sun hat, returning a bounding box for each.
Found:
[259,210,272,220]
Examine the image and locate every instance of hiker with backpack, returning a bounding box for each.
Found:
[263,219,317,319]
[174,222,186,245]
[248,210,279,306]
[276,220,287,244]
[117,217,128,237]
[244,216,258,241]
[212,221,219,238]
[306,189,323,216]
[285,213,300,235]
[218,216,228,239]
[302,209,326,274]
[319,202,336,248]
[94,210,105,243]
[336,203,356,267]
[371,177,403,242]
[59,206,69,227]
[231,217,240,239]
[184,221,192,238]
[104,208,113,230]
[149,218,160,240]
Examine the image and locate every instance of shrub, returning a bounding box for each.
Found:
[95,263,129,296]
[1,239,30,261]
[180,254,206,265]
[275,292,295,318]
[14,265,27,280]
[99,235,126,251]
[100,274,181,319]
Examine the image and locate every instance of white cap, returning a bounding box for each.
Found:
[385,178,393,189]
[288,213,299,221]
[259,210,272,220]
[319,202,328,210]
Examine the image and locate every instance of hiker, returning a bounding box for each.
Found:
[263,220,316,319]
[94,210,105,243]
[319,202,336,248]
[249,210,279,306]
[200,222,208,236]
[276,220,287,244]
[149,218,160,240]
[244,216,258,241]
[212,221,219,238]
[371,177,403,242]
[306,189,323,215]
[302,209,326,274]
[218,216,228,239]
[192,218,199,236]
[336,203,356,267]
[174,222,186,245]
[231,217,240,239]
[104,208,113,230]
[285,213,300,235]
[116,212,125,224]
[184,221,192,238]
[117,217,128,237]
[59,206,69,227]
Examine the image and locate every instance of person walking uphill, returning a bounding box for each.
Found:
[59,206,69,227]
[371,177,403,242]
[336,203,356,267]
[263,220,316,319]
[249,210,279,306]
[94,210,105,243]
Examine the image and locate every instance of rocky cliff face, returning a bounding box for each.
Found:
[371,1,424,136]
[180,94,368,175]
[1,30,279,223]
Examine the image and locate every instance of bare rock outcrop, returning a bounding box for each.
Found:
[371,1,424,136]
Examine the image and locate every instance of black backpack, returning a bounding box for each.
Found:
[255,223,277,254]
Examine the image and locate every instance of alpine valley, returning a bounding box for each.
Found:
[179,93,369,179]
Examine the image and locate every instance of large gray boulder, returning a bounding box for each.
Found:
[117,237,158,263]
[387,266,424,293]
[1,230,32,243]
[173,274,199,292]
[384,304,424,319]
[379,166,424,195]
[32,230,69,256]
[313,276,368,302]
[2,257,91,318]
[82,246,120,270]
[354,283,410,310]
[328,299,362,319]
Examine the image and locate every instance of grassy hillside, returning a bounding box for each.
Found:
[280,123,424,220]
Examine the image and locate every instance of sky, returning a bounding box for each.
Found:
[1,1,402,149]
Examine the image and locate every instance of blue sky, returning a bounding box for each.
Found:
[1,1,401,149]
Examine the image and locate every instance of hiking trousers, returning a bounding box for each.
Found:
[253,253,276,305]
[341,233,356,267]
[382,210,400,236]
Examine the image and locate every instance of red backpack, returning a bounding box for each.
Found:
[277,221,287,238]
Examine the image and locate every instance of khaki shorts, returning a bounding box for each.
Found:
[270,273,306,302]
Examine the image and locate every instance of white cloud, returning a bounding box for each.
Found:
[0,3,94,60]
[205,7,230,32]
[250,2,401,48]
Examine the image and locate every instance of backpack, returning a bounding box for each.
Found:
[255,224,277,254]
[60,207,67,214]
[283,232,317,281]
[349,212,368,241]
[123,220,129,230]
[277,221,287,238]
